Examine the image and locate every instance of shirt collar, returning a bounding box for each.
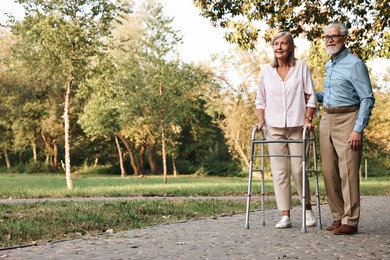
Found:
[331,48,349,64]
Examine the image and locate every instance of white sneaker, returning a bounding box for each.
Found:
[275,216,292,228]
[306,210,316,227]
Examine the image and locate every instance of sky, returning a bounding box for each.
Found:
[0,0,232,63]
[0,0,25,23]
[163,0,232,62]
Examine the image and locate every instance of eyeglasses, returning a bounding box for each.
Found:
[322,35,346,41]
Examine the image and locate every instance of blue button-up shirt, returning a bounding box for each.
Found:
[316,48,375,133]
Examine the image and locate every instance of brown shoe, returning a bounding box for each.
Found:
[325,220,341,231]
[333,224,358,235]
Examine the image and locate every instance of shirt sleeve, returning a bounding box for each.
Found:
[255,72,266,110]
[350,62,375,133]
[316,92,324,103]
[302,62,317,109]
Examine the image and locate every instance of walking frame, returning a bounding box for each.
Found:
[244,125,322,232]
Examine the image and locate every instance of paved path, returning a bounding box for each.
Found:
[1,196,389,259]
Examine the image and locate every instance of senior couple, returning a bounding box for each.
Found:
[255,23,375,235]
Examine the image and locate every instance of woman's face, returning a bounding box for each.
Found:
[273,35,293,61]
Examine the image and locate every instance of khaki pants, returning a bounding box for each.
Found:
[266,125,311,210]
[319,110,361,227]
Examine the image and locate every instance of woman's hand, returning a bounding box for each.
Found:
[304,118,315,132]
[253,121,265,131]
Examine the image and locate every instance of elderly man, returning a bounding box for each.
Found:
[316,23,375,235]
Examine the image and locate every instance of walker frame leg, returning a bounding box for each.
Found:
[312,133,322,229]
[301,128,308,233]
[245,126,322,232]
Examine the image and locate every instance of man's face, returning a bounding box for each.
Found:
[324,27,346,56]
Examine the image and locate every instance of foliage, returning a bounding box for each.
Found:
[205,47,270,168]
[193,0,390,60]
[8,0,129,189]
[363,92,390,176]
[365,92,390,152]
[79,0,236,177]
[0,0,388,179]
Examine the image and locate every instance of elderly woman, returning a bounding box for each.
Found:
[255,31,317,228]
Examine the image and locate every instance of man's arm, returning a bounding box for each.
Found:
[350,62,375,134]
[348,61,375,150]
[316,92,324,103]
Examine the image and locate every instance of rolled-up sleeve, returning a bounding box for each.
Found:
[255,73,266,110]
[303,63,317,109]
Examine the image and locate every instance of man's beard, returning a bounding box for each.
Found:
[325,44,343,55]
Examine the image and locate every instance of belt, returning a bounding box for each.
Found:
[324,105,360,114]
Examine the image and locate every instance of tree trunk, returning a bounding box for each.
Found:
[41,134,52,166]
[138,143,146,176]
[172,157,177,177]
[234,138,250,168]
[64,2,77,190]
[159,82,167,184]
[64,76,73,190]
[114,132,126,178]
[3,148,11,168]
[117,134,139,176]
[32,139,38,164]
[148,141,157,175]
[93,158,98,168]
[19,151,23,164]
[53,141,58,170]
[64,36,76,190]
[45,153,49,166]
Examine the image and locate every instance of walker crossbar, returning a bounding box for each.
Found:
[244,126,322,232]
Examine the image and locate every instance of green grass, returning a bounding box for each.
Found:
[0,173,259,198]
[1,173,388,199]
[0,173,388,248]
[0,199,260,248]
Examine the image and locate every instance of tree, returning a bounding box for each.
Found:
[0,76,16,169]
[78,57,128,178]
[204,47,270,169]
[193,0,390,60]
[0,30,18,169]
[12,0,126,189]
[105,0,184,181]
[137,0,182,183]
[97,0,227,179]
[79,95,124,174]
[365,92,390,152]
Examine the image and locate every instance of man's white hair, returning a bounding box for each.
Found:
[324,23,348,36]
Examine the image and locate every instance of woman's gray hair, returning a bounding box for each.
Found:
[323,23,348,36]
[271,31,296,68]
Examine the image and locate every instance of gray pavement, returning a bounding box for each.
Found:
[1,196,389,259]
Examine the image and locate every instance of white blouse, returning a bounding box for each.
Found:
[255,59,317,128]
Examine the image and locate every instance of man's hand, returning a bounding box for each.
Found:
[348,131,363,150]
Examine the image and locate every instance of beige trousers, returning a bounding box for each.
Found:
[266,125,311,210]
[319,110,361,227]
